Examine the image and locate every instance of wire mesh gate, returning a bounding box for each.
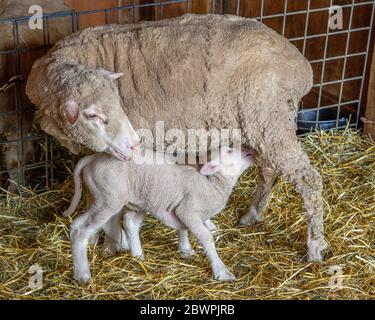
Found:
[0,0,374,191]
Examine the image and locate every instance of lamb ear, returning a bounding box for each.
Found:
[200,162,220,176]
[64,100,80,125]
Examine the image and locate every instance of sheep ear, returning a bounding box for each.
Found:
[108,72,124,80]
[64,100,80,125]
[100,69,124,80]
[200,162,220,176]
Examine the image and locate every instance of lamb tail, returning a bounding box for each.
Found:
[63,154,96,217]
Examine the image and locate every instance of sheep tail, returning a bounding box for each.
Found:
[62,154,96,217]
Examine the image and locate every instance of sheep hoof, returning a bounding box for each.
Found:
[307,238,328,262]
[239,213,263,226]
[74,270,91,283]
[180,248,196,259]
[214,270,236,282]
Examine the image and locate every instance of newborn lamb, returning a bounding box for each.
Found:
[64,147,255,283]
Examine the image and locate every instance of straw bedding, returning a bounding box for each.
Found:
[0,129,374,299]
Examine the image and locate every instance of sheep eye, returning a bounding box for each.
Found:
[86,114,98,120]
[86,114,108,125]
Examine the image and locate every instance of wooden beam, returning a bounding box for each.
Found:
[364,49,375,139]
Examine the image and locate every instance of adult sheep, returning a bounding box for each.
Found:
[0,0,71,191]
[26,14,327,262]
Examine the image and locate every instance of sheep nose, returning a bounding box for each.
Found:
[130,142,141,151]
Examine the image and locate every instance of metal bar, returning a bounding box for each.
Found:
[0,134,45,145]
[282,0,288,36]
[288,26,371,42]
[42,16,50,189]
[315,0,333,130]
[336,0,355,127]
[43,16,50,47]
[212,0,216,14]
[49,136,54,187]
[117,0,121,24]
[255,1,374,21]
[186,0,190,14]
[236,0,241,16]
[161,1,164,20]
[12,20,25,187]
[72,11,78,32]
[302,0,311,56]
[309,52,367,64]
[300,100,360,113]
[260,0,264,22]
[312,76,364,87]
[132,3,136,23]
[0,10,74,22]
[104,8,109,25]
[0,161,51,175]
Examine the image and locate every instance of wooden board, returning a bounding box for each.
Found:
[364,49,375,139]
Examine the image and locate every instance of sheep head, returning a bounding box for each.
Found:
[28,62,140,160]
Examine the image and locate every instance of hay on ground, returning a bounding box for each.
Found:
[0,129,374,299]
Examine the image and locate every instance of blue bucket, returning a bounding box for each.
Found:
[297,109,347,133]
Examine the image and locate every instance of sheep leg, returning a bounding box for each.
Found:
[123,211,145,260]
[70,206,121,283]
[273,145,327,262]
[178,230,196,258]
[86,192,100,246]
[240,166,276,225]
[102,212,129,255]
[4,141,21,193]
[177,213,235,281]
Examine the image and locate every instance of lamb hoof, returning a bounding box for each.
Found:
[132,253,145,260]
[239,213,263,226]
[204,220,217,232]
[89,233,100,246]
[120,238,130,251]
[214,270,236,282]
[102,235,129,256]
[74,270,91,283]
[101,247,116,257]
[62,210,71,217]
[180,248,196,259]
[307,238,328,263]
[102,241,120,257]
